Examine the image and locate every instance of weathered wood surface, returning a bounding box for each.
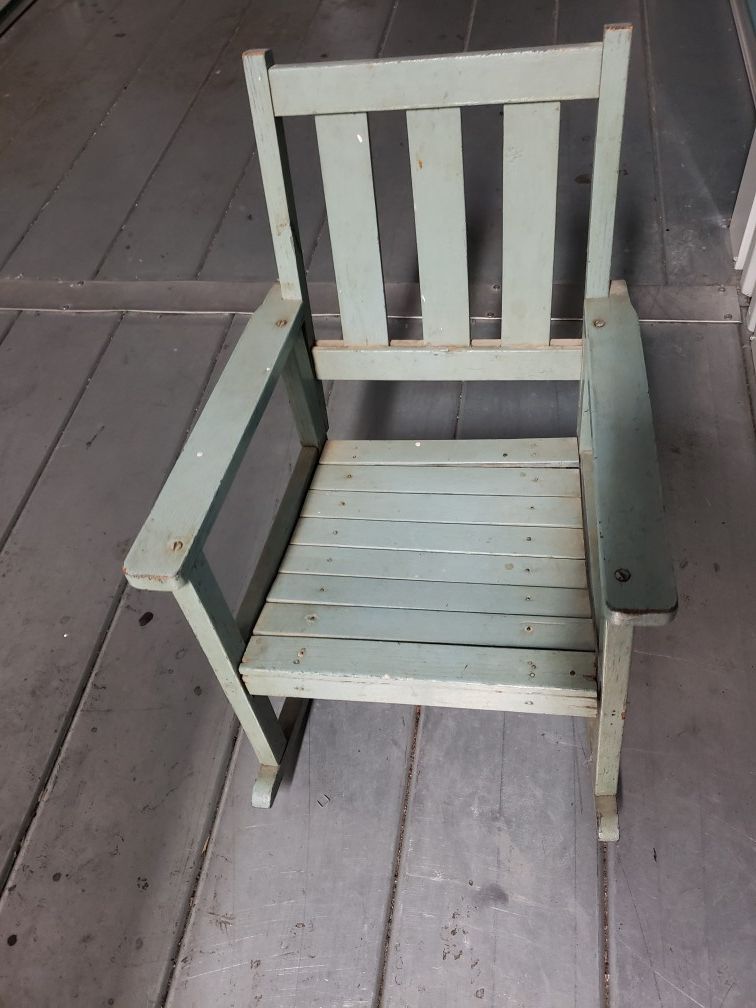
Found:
[584,289,677,623]
[607,324,756,1006]
[0,317,303,1004]
[0,314,229,887]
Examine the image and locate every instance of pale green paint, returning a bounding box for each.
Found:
[123,285,304,591]
[268,44,603,116]
[312,345,582,381]
[242,636,598,717]
[311,462,581,496]
[279,543,589,589]
[315,112,388,345]
[256,601,595,651]
[290,515,586,558]
[501,102,559,344]
[407,107,469,345]
[319,438,579,467]
[583,283,677,624]
[584,25,633,298]
[243,51,306,302]
[175,554,286,767]
[268,572,592,618]
[301,489,583,528]
[593,620,633,797]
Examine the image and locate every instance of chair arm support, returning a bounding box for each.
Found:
[123,284,304,592]
[583,281,677,626]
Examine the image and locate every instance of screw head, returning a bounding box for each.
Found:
[170,539,185,552]
[614,567,631,582]
[593,318,605,328]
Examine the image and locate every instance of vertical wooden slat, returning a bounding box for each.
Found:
[501,102,560,344]
[243,50,307,302]
[407,108,469,345]
[315,112,388,345]
[584,24,633,299]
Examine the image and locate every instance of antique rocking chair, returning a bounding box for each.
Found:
[124,24,676,841]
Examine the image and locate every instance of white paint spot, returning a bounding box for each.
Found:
[415,442,422,447]
[63,633,69,639]
[196,451,204,458]
[356,133,363,143]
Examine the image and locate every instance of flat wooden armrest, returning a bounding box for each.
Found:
[584,281,677,626]
[123,284,304,591]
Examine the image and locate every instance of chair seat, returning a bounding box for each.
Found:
[241,438,598,718]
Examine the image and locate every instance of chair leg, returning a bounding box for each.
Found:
[593,621,634,841]
[251,697,310,808]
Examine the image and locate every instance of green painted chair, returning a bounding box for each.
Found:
[124,24,676,841]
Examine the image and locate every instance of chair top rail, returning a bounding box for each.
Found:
[267,42,603,117]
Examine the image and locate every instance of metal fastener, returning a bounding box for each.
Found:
[593,318,605,328]
[614,567,631,582]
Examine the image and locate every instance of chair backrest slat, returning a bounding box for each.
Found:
[315,112,388,345]
[407,107,469,345]
[585,25,633,298]
[245,25,632,372]
[501,102,560,344]
[269,44,603,116]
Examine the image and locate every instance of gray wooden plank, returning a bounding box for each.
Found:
[0,0,186,271]
[644,0,753,283]
[0,312,228,885]
[243,636,597,715]
[255,601,595,650]
[99,0,323,282]
[321,437,579,466]
[382,708,601,1006]
[0,0,124,146]
[280,543,588,589]
[0,311,114,545]
[302,488,583,527]
[607,323,756,1007]
[165,702,415,1006]
[268,572,592,618]
[407,107,469,345]
[0,324,303,1005]
[4,0,248,280]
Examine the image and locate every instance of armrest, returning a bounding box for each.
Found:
[583,281,677,626]
[124,284,304,591]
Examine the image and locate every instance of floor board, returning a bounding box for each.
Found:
[0,326,304,1005]
[607,324,756,1007]
[0,0,186,269]
[0,311,114,543]
[0,312,227,884]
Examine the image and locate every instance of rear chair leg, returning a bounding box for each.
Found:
[593,621,634,841]
[251,697,310,807]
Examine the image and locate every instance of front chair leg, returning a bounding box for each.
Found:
[174,556,305,808]
[592,621,634,841]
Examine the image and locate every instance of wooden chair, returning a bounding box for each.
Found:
[124,24,677,841]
